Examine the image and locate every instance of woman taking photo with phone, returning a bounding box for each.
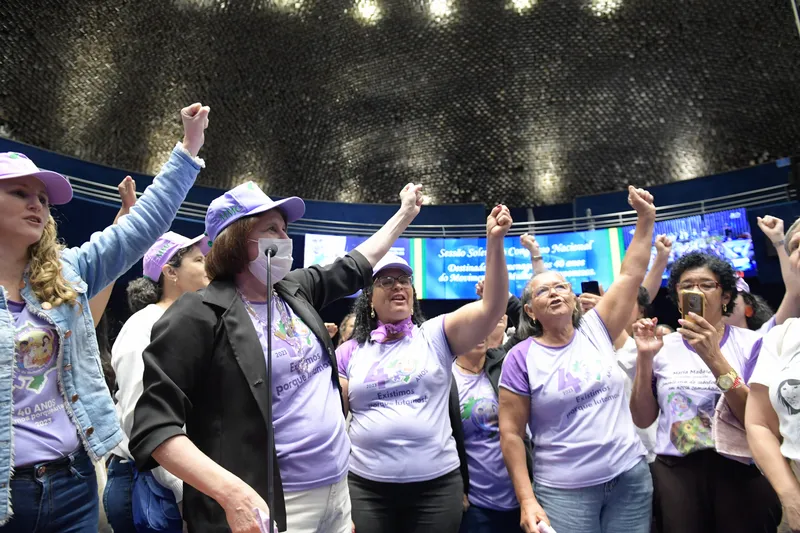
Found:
[630,251,782,533]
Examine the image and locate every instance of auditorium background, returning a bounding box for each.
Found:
[2,0,800,329]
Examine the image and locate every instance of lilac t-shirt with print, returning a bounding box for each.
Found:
[453,364,518,510]
[10,301,80,467]
[247,298,349,492]
[499,309,646,489]
[652,325,764,457]
[337,315,460,483]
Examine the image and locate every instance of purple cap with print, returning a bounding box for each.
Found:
[204,181,305,248]
[143,232,207,281]
[0,152,73,205]
[373,253,413,278]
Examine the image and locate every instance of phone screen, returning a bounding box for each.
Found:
[581,281,601,296]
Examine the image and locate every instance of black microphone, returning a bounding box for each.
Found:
[265,244,278,257]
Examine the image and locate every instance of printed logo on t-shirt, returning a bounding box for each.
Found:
[13,322,57,393]
[777,379,800,415]
[667,392,715,455]
[363,355,421,390]
[557,358,612,395]
[461,396,499,439]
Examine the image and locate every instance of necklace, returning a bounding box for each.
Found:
[455,361,483,375]
[240,291,306,358]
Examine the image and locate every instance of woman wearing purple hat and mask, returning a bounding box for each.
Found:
[104,232,210,533]
[129,182,425,533]
[499,187,657,533]
[336,205,513,533]
[0,102,210,533]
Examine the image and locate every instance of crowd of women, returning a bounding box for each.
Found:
[2,102,800,533]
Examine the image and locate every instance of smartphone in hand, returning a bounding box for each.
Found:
[681,290,705,322]
[581,280,601,296]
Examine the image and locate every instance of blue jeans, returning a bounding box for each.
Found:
[534,459,653,533]
[459,504,522,533]
[103,456,137,533]
[0,449,98,533]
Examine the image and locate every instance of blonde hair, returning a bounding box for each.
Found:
[27,216,79,307]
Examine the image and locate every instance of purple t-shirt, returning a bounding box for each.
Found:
[247,297,349,492]
[337,315,460,482]
[10,301,80,467]
[499,310,646,489]
[453,364,518,510]
[652,325,764,457]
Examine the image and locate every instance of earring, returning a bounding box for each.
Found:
[722,303,727,313]
[370,307,375,318]
[411,308,414,316]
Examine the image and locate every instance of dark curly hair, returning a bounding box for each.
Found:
[637,286,651,317]
[667,252,737,316]
[126,245,196,314]
[741,292,774,331]
[351,285,426,345]
[516,275,582,340]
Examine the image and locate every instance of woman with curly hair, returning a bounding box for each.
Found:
[336,205,513,533]
[0,102,209,532]
[630,251,782,533]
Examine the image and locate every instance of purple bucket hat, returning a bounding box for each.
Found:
[204,181,305,248]
[143,232,207,281]
[0,152,73,205]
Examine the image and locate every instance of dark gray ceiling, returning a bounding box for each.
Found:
[2,0,799,206]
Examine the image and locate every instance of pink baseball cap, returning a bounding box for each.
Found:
[373,253,413,278]
[204,181,305,248]
[143,232,207,281]
[0,152,73,205]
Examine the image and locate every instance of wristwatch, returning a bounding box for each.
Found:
[716,370,743,392]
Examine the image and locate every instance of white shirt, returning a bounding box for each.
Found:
[111,304,183,502]
[749,318,800,462]
[616,335,658,463]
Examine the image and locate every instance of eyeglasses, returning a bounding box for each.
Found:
[677,280,721,292]
[533,282,571,299]
[374,275,413,290]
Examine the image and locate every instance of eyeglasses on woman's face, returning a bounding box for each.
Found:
[533,282,571,299]
[677,280,720,292]
[374,275,413,290]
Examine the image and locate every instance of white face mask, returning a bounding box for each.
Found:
[248,238,293,285]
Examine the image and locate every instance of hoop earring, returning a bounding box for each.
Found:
[722,303,727,313]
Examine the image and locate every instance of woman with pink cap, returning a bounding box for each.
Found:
[0,102,210,533]
[104,232,210,533]
[130,182,425,533]
[336,205,513,533]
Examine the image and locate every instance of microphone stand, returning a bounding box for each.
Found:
[264,246,277,532]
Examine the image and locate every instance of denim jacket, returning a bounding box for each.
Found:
[0,145,202,524]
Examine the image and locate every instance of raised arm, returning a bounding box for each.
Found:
[630,318,662,428]
[641,235,672,305]
[595,187,656,339]
[758,216,800,325]
[89,176,137,326]
[62,104,209,299]
[444,206,512,355]
[521,234,547,275]
[353,184,423,266]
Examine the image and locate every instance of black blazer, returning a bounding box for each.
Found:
[130,251,373,533]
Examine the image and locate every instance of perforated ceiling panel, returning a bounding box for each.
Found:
[1,0,799,206]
